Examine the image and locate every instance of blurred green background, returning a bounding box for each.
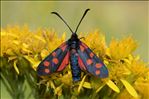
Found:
[1,1,148,99]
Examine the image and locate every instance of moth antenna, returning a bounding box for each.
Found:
[51,12,74,34]
[75,9,90,33]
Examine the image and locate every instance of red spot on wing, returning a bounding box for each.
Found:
[59,42,66,47]
[45,68,50,73]
[96,63,102,68]
[90,52,94,58]
[59,42,67,52]
[80,45,85,52]
[81,42,88,49]
[80,42,89,52]
[60,45,67,52]
[95,70,100,75]
[78,56,86,70]
[44,61,50,67]
[87,59,93,65]
[57,52,69,71]
[52,52,56,57]
[52,58,59,64]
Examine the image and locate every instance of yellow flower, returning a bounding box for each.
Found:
[109,62,131,80]
[134,77,149,98]
[109,37,137,60]
[129,59,149,77]
[1,30,18,56]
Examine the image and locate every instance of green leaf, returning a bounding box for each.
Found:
[78,75,87,93]
[50,80,56,90]
[83,82,92,89]
[55,84,63,96]
[106,80,120,93]
[24,55,36,64]
[13,60,19,74]
[95,83,105,93]
[8,56,17,62]
[24,55,40,69]
[120,79,138,97]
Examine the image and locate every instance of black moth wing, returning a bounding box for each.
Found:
[77,41,109,78]
[37,41,70,76]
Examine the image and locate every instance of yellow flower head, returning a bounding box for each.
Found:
[129,59,149,77]
[109,37,137,60]
[109,62,130,80]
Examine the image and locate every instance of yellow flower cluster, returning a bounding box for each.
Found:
[109,37,137,60]
[1,25,149,99]
[1,25,65,56]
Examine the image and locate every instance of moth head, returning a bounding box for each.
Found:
[71,33,78,40]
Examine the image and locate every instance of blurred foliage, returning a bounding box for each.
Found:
[1,25,149,99]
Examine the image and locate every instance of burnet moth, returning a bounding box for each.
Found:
[37,9,108,82]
